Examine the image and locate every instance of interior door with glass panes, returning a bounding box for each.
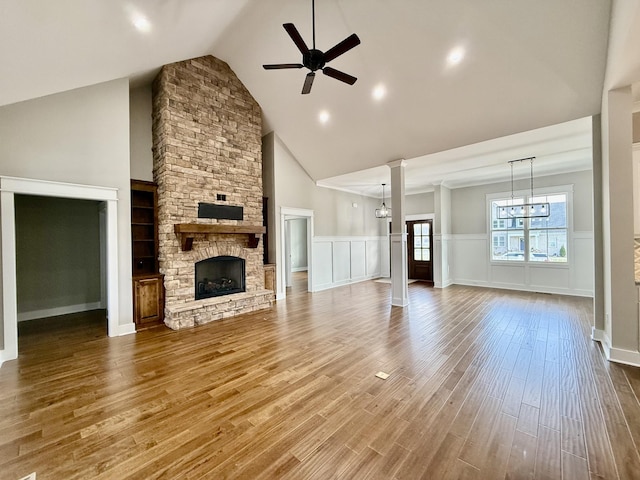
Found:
[407,220,433,282]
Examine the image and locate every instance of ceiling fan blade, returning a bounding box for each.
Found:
[323,33,361,63]
[322,67,357,85]
[283,23,310,55]
[301,72,315,94]
[263,63,304,70]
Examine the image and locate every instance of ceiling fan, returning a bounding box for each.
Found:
[263,0,361,94]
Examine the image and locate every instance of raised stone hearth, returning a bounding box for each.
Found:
[152,55,273,329]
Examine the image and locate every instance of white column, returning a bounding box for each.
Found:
[597,86,639,365]
[389,159,408,307]
[0,189,18,363]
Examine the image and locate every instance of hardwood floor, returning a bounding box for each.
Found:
[2,274,640,479]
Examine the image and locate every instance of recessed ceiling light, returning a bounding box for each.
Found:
[447,46,465,66]
[372,84,387,101]
[132,14,151,33]
[319,110,330,124]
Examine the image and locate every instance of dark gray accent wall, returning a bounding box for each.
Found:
[15,195,101,317]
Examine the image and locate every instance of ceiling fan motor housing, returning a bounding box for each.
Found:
[303,49,326,71]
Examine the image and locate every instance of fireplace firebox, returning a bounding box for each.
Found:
[195,256,245,300]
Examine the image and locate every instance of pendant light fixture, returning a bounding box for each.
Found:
[375,183,391,218]
[498,157,550,219]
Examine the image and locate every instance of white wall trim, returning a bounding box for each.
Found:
[595,328,640,367]
[118,322,137,336]
[312,236,382,292]
[390,232,409,306]
[0,176,127,366]
[280,207,314,298]
[453,279,593,297]
[0,175,118,200]
[314,235,381,242]
[406,213,435,221]
[291,266,308,272]
[591,327,606,342]
[1,190,17,363]
[450,226,593,297]
[312,275,374,292]
[18,302,104,322]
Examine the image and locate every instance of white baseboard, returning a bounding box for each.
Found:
[118,323,137,336]
[313,274,379,293]
[291,266,308,272]
[591,328,640,367]
[608,347,640,367]
[0,351,8,368]
[17,302,103,322]
[452,279,593,297]
[435,279,454,289]
[591,327,606,342]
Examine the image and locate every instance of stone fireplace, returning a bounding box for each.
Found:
[152,55,274,330]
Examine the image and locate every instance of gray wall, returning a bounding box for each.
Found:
[451,170,594,234]
[405,191,435,215]
[289,218,307,269]
[269,133,382,237]
[311,187,382,237]
[0,78,133,331]
[15,195,101,316]
[264,132,384,296]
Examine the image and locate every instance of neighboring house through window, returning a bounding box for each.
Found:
[490,191,569,263]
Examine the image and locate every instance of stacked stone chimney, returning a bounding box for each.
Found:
[152,55,273,329]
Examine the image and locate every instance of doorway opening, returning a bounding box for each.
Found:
[407,219,434,284]
[1,176,122,366]
[386,214,435,285]
[285,217,309,288]
[280,207,314,299]
[15,195,107,333]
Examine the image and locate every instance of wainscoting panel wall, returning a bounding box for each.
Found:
[450,234,489,286]
[366,240,381,279]
[332,241,351,284]
[450,231,594,296]
[312,241,333,289]
[313,236,382,291]
[350,241,367,281]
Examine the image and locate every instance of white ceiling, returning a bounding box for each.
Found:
[318,116,594,197]
[1,0,635,198]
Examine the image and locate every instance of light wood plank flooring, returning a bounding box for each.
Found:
[1,274,640,479]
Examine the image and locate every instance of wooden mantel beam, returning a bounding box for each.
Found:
[173,224,266,251]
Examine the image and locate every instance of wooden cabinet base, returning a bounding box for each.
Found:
[133,274,165,329]
[264,264,276,292]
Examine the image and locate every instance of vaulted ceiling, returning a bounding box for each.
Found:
[2,0,636,197]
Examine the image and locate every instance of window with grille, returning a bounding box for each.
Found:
[413,222,431,261]
[490,193,568,263]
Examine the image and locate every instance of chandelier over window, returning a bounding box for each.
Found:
[498,157,550,219]
[375,183,391,218]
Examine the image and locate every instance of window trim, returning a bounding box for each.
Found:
[486,184,573,266]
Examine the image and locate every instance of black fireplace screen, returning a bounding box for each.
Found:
[195,256,245,300]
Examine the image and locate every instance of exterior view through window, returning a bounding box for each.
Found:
[491,193,568,263]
